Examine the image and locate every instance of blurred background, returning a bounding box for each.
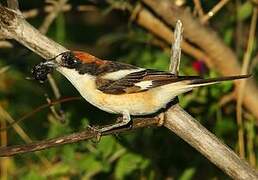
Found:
[0,0,257,179]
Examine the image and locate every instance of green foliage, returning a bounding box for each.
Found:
[237,1,253,21]
[214,118,237,138]
[21,170,46,180]
[224,28,234,45]
[178,167,196,180]
[42,163,71,177]
[115,153,150,179]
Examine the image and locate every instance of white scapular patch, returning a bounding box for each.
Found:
[102,69,144,80]
[135,80,153,90]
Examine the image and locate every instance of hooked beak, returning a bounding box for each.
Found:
[42,51,67,68]
[41,60,59,68]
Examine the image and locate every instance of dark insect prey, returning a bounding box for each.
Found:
[31,62,54,83]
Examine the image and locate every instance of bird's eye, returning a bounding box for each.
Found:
[61,51,80,68]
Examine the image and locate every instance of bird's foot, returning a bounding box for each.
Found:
[87,125,102,142]
[157,113,165,126]
[96,111,131,133]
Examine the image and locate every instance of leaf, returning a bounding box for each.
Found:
[78,154,104,173]
[97,136,117,159]
[221,81,233,93]
[55,12,66,43]
[214,118,236,137]
[21,170,46,180]
[237,2,253,21]
[42,163,70,177]
[80,118,90,129]
[178,167,196,180]
[224,28,233,45]
[152,52,170,70]
[62,145,75,163]
[47,115,71,138]
[115,153,150,179]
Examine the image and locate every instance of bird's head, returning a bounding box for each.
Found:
[32,51,102,82]
[54,51,104,68]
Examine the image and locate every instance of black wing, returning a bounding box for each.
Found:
[96,69,199,94]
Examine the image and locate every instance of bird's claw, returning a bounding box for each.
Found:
[87,125,102,142]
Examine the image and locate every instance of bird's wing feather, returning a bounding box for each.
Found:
[96,69,199,94]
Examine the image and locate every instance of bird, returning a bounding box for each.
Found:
[32,51,250,132]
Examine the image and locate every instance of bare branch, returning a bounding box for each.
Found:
[142,0,258,122]
[0,105,50,165]
[132,7,214,68]
[164,105,258,179]
[236,7,258,158]
[169,20,182,74]
[200,0,230,24]
[0,6,66,58]
[0,40,12,48]
[193,0,204,19]
[39,0,68,34]
[0,116,160,156]
[38,0,69,122]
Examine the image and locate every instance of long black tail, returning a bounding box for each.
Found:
[186,74,251,88]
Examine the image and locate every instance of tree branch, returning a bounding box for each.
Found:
[169,20,182,74]
[0,6,66,58]
[0,4,257,179]
[142,0,258,120]
[0,116,160,156]
[165,105,258,179]
[133,6,214,68]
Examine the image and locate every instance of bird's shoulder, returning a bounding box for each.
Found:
[96,68,181,94]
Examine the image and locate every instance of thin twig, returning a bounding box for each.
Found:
[39,0,68,34]
[38,0,67,93]
[133,7,214,68]
[46,75,65,121]
[250,53,258,71]
[0,116,160,156]
[169,20,182,75]
[218,91,236,107]
[22,4,97,19]
[0,116,8,180]
[38,0,68,122]
[0,41,12,48]
[142,0,258,122]
[201,0,231,24]
[0,97,81,132]
[0,106,50,166]
[235,0,243,55]
[246,118,256,167]
[0,66,10,74]
[236,7,257,158]
[193,0,204,19]
[23,4,70,19]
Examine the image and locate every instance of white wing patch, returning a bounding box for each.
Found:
[102,69,144,80]
[135,80,153,90]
